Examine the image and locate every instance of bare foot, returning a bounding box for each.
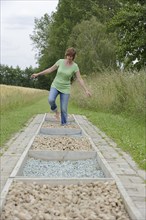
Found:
[55,111,60,121]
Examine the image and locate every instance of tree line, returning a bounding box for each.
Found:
[0,65,49,89]
[1,0,145,90]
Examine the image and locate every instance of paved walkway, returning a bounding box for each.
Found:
[0,114,146,220]
[0,114,44,192]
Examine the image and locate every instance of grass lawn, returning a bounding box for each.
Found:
[0,97,145,170]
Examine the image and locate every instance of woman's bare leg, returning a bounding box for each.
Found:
[55,110,60,121]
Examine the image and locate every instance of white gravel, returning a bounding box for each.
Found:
[22,157,105,178]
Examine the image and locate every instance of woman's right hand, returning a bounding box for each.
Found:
[31,73,38,79]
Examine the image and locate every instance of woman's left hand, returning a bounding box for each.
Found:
[85,90,92,97]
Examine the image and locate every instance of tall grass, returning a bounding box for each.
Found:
[71,70,145,117]
[0,84,48,112]
[70,70,145,169]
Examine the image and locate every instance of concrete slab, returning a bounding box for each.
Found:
[109,162,137,175]
[28,150,97,161]
[1,155,20,175]
[12,178,114,184]
[118,175,144,185]
[0,176,8,193]
[137,169,146,180]
[124,183,146,197]
[45,113,75,123]
[39,127,82,136]
[100,150,120,159]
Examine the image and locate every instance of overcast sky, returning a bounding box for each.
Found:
[1,0,59,69]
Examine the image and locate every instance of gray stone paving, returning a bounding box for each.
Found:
[0,113,146,220]
[0,114,45,192]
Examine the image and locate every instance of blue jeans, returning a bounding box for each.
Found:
[48,87,70,125]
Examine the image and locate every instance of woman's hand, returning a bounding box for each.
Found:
[31,73,39,79]
[85,89,92,97]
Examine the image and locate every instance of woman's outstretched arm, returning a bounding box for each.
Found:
[31,64,58,78]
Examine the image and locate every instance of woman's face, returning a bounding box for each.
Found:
[66,54,74,62]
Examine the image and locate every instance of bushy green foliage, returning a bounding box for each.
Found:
[0,64,36,88]
[30,0,121,75]
[29,0,146,73]
[68,17,117,74]
[108,2,146,70]
[0,64,53,90]
[30,14,52,66]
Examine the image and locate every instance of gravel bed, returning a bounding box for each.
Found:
[22,157,105,178]
[45,114,75,122]
[2,181,130,220]
[31,135,93,151]
[42,121,80,129]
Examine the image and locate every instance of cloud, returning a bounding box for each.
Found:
[2,0,58,29]
[2,0,58,17]
[1,0,59,69]
[3,16,35,30]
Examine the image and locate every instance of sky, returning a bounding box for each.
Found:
[1,0,59,69]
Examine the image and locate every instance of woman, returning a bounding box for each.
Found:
[31,47,91,125]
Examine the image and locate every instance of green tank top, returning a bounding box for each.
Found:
[51,59,79,94]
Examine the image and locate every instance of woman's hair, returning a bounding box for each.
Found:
[65,47,76,60]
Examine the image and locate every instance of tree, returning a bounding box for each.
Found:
[68,17,117,74]
[30,14,52,66]
[0,65,19,85]
[108,2,146,70]
[120,0,145,5]
[30,0,121,67]
[48,0,121,61]
[0,64,39,88]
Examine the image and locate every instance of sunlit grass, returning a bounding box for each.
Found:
[0,84,48,112]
